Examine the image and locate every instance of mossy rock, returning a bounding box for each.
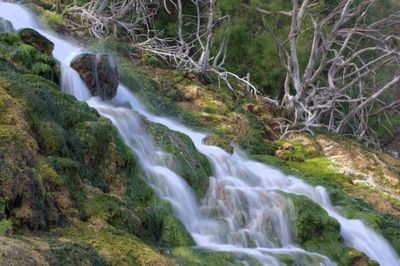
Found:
[0,235,107,266]
[203,133,233,153]
[171,247,259,266]
[0,49,193,244]
[144,119,212,198]
[18,28,54,55]
[61,223,173,266]
[0,32,60,83]
[287,193,377,265]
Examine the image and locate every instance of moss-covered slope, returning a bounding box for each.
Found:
[0,31,194,265]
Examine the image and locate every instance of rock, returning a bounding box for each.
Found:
[203,134,234,153]
[183,85,199,101]
[18,28,54,55]
[282,142,295,151]
[0,18,14,33]
[0,237,48,265]
[274,149,285,160]
[71,53,119,100]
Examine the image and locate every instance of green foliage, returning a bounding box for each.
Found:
[142,53,163,67]
[217,0,241,12]
[11,44,35,65]
[239,113,276,155]
[31,62,54,80]
[42,10,65,27]
[239,130,275,155]
[0,219,13,236]
[0,33,20,44]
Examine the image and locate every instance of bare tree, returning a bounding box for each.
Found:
[64,0,277,102]
[136,0,268,98]
[65,0,162,40]
[264,0,400,147]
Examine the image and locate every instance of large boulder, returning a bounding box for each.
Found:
[0,18,14,33]
[18,28,54,55]
[71,53,119,100]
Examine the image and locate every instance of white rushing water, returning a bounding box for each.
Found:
[1,2,400,265]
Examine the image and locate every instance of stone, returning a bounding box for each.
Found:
[274,149,285,160]
[0,18,14,33]
[183,85,199,101]
[282,142,295,151]
[18,28,54,55]
[202,134,234,153]
[71,53,119,100]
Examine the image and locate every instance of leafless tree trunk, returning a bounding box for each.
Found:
[264,0,400,147]
[63,0,277,102]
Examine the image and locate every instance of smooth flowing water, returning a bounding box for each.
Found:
[1,2,399,265]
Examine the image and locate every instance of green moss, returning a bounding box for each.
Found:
[287,193,377,265]
[253,154,400,253]
[0,219,13,236]
[0,33,20,45]
[144,119,212,198]
[35,121,67,155]
[142,53,163,67]
[62,223,172,266]
[41,10,65,27]
[171,247,252,266]
[172,71,185,84]
[34,160,64,186]
[11,44,34,65]
[0,35,197,264]
[239,130,276,156]
[31,62,54,80]
[46,240,107,266]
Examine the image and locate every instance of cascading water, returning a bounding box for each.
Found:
[1,2,399,265]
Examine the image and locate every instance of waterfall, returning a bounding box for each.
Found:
[1,2,399,265]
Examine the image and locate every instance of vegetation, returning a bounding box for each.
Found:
[287,193,378,266]
[52,0,400,155]
[144,120,212,198]
[1,1,400,265]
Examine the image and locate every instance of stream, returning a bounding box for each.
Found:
[1,2,399,265]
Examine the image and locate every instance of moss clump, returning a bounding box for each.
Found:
[31,62,55,80]
[35,121,67,155]
[287,193,377,265]
[239,130,276,156]
[45,240,108,266]
[41,10,65,28]
[11,44,36,66]
[0,220,13,236]
[253,154,400,254]
[62,222,172,266]
[0,32,59,83]
[171,247,260,266]
[144,119,212,198]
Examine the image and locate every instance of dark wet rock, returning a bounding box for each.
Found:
[18,28,54,55]
[71,53,119,100]
[0,18,14,33]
